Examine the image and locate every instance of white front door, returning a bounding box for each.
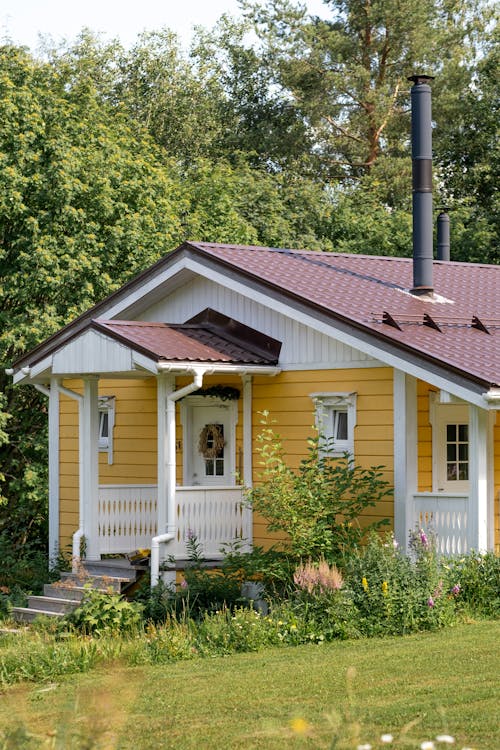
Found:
[182,398,237,486]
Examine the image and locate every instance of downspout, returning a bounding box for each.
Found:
[54,383,85,570]
[150,367,205,587]
[34,382,60,567]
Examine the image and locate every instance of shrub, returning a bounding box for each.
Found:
[445,551,500,618]
[246,414,391,562]
[64,588,143,636]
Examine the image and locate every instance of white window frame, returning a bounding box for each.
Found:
[310,392,357,458]
[98,396,115,465]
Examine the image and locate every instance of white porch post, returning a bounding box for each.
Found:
[157,373,174,537]
[242,374,253,546]
[81,376,100,559]
[468,404,489,551]
[393,371,417,550]
[48,376,60,566]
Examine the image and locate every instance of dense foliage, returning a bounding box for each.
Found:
[0,0,497,566]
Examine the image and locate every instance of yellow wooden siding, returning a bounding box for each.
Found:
[251,368,395,549]
[58,377,158,552]
[416,380,437,492]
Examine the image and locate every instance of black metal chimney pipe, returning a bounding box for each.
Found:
[437,209,450,261]
[408,74,435,295]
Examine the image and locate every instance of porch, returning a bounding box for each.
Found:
[97,484,251,560]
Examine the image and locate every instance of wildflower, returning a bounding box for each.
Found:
[381,580,388,595]
[451,583,461,596]
[180,579,188,589]
[421,742,435,750]
[433,580,443,599]
[356,744,372,750]
[427,596,435,608]
[362,576,369,592]
[290,717,311,735]
[420,529,428,547]
[436,735,455,744]
[381,734,394,743]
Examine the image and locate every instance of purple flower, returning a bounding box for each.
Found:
[427,596,435,608]
[180,579,188,589]
[420,530,428,547]
[451,583,461,596]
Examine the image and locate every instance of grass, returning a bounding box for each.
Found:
[0,621,498,748]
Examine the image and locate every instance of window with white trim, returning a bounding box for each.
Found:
[311,392,357,457]
[98,396,115,464]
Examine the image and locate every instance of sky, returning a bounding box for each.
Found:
[0,0,327,51]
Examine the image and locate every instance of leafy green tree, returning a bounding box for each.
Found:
[0,44,185,548]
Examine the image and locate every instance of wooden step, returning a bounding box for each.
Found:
[10,607,64,623]
[28,595,81,614]
[60,572,129,592]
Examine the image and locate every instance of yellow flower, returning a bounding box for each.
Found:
[290,717,311,735]
[362,576,369,592]
[381,580,388,595]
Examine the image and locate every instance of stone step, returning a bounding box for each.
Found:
[10,607,64,623]
[27,595,81,614]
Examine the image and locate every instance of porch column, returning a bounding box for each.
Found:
[81,376,100,559]
[393,371,417,550]
[157,373,174,537]
[468,404,489,551]
[242,374,253,546]
[48,376,60,566]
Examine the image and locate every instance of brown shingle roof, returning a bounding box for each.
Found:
[94,317,280,365]
[186,243,500,388]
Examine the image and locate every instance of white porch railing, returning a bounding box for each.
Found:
[97,484,250,558]
[411,492,469,555]
[171,486,251,559]
[98,484,158,554]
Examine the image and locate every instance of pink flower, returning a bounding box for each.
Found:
[427,596,435,608]
[420,530,428,547]
[451,583,461,596]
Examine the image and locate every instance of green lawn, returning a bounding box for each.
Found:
[1,621,499,749]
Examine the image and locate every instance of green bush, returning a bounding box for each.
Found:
[64,588,143,636]
[445,551,500,618]
[246,414,391,562]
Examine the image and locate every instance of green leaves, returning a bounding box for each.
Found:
[247,415,392,562]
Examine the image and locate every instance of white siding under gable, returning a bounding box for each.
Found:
[138,276,380,369]
[52,329,134,374]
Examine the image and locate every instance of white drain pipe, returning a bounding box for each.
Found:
[150,367,205,587]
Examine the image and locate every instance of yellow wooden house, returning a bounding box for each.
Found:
[11,239,500,583]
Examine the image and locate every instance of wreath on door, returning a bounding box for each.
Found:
[198,424,225,459]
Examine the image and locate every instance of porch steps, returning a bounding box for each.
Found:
[11,558,145,624]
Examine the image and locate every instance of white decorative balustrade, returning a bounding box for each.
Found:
[411,492,469,555]
[171,486,251,559]
[98,484,158,554]
[97,484,250,558]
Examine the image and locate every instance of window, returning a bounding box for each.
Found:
[98,396,115,464]
[311,392,357,457]
[446,423,469,482]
